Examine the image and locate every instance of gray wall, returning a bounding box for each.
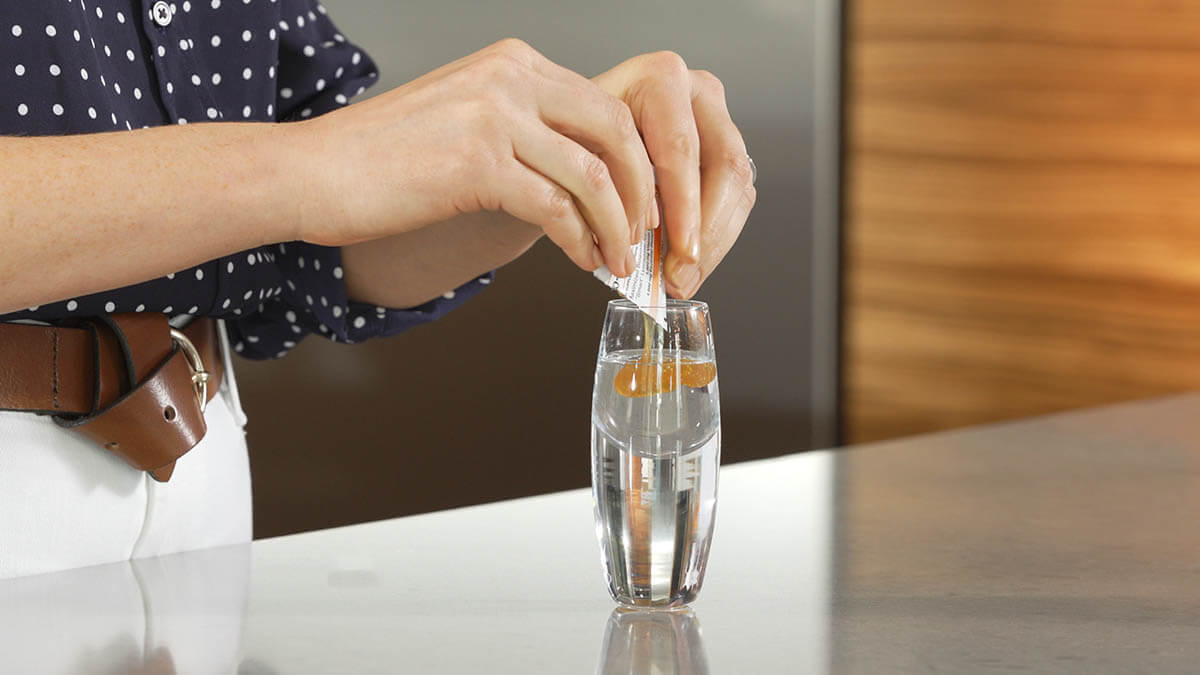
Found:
[236,0,834,537]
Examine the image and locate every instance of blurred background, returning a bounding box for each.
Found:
[837,1,1200,666]
[841,0,1200,442]
[238,0,1200,539]
[236,0,835,537]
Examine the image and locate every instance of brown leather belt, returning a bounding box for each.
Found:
[0,314,224,482]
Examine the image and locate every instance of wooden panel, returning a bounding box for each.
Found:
[844,0,1200,442]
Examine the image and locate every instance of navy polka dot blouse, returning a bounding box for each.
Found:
[0,0,492,359]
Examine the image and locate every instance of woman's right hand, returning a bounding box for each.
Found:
[291,38,657,278]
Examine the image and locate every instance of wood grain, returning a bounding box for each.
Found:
[844,0,1200,442]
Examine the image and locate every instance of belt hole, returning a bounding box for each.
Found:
[104,441,120,451]
[163,405,176,421]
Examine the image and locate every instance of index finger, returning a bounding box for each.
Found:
[622,53,702,289]
[678,69,754,298]
[504,40,658,243]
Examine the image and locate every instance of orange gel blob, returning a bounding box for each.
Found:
[612,314,716,397]
[613,360,676,398]
[679,360,716,389]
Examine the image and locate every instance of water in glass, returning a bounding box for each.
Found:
[591,301,720,608]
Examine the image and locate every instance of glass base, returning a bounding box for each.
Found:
[611,592,698,611]
[612,602,695,614]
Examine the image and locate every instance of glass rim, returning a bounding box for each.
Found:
[607,298,709,313]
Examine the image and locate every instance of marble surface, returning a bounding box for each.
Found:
[3,395,1200,673]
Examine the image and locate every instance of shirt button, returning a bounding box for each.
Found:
[151,1,172,27]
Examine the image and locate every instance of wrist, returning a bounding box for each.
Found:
[266,118,336,246]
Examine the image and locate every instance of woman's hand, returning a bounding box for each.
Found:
[293,38,657,278]
[592,53,757,298]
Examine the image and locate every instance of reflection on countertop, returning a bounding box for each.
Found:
[0,437,835,674]
[0,545,250,675]
[597,608,709,675]
[7,396,1200,672]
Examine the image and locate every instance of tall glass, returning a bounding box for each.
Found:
[590,299,720,608]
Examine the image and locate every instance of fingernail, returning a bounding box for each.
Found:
[624,249,637,277]
[666,255,686,282]
[634,221,646,245]
[667,256,699,290]
[651,197,662,229]
[683,232,700,263]
[678,263,701,295]
[592,246,606,270]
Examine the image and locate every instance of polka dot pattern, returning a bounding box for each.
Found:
[0,1,495,359]
[225,264,495,360]
[1,1,376,139]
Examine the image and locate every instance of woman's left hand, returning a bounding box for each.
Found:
[592,52,757,298]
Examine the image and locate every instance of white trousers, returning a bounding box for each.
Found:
[0,321,253,579]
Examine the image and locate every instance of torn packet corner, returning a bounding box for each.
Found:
[593,226,667,329]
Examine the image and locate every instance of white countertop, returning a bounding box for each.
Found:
[4,394,1200,673]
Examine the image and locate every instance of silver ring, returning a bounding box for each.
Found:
[747,155,757,186]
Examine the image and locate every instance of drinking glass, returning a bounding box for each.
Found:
[590,299,720,608]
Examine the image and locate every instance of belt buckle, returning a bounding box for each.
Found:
[170,328,209,413]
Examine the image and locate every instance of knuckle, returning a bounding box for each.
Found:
[543,185,576,222]
[606,99,638,141]
[724,151,754,186]
[693,69,726,98]
[582,155,613,194]
[664,127,699,161]
[493,37,534,58]
[648,50,689,79]
[479,51,525,82]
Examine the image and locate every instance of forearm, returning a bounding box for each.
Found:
[0,124,312,315]
[340,211,543,309]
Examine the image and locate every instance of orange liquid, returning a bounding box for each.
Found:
[613,316,715,397]
[679,360,717,388]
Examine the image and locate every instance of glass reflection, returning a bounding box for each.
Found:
[596,608,709,675]
[0,545,250,675]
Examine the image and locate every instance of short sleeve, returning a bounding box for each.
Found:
[226,242,494,360]
[274,0,378,122]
